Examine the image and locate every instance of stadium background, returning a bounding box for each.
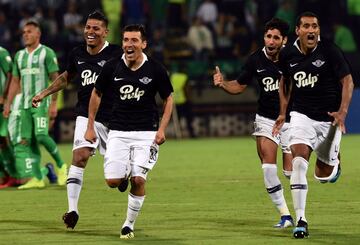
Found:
[1,0,359,141]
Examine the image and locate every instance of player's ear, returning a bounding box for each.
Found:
[104,28,109,38]
[283,36,288,45]
[142,40,147,49]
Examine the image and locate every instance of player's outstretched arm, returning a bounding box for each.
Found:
[272,76,290,136]
[32,71,69,108]
[3,76,20,118]
[328,74,354,134]
[48,71,60,120]
[213,66,246,94]
[155,94,173,145]
[85,88,103,143]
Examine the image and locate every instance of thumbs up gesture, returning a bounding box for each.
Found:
[213,66,224,87]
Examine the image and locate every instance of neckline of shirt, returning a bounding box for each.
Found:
[121,52,148,71]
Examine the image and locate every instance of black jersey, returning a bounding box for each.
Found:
[66,43,122,124]
[95,53,173,131]
[237,47,286,121]
[279,39,351,121]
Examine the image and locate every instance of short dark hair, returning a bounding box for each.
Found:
[24,19,40,29]
[264,17,289,37]
[122,24,147,41]
[87,10,108,27]
[296,11,320,27]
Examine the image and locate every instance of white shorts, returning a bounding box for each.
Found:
[252,114,291,153]
[72,116,109,155]
[289,111,341,166]
[104,130,159,180]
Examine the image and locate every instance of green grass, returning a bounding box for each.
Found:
[1,135,360,244]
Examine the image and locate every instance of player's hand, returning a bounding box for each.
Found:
[2,103,10,118]
[32,94,43,108]
[84,127,97,143]
[155,129,166,145]
[328,110,347,134]
[272,114,285,136]
[213,66,224,87]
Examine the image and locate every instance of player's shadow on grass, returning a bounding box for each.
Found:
[2,219,187,244]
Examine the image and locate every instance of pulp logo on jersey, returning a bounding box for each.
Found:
[294,71,318,88]
[139,77,152,84]
[312,59,325,68]
[81,70,98,86]
[262,77,279,92]
[119,85,145,101]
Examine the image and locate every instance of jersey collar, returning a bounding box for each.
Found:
[26,43,42,54]
[293,36,320,54]
[121,52,148,71]
[98,41,109,53]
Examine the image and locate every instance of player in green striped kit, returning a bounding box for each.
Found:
[4,20,67,189]
[0,46,16,186]
[7,92,50,186]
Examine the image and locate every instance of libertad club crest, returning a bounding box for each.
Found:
[139,77,152,84]
[312,59,325,68]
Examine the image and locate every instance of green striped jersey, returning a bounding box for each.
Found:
[0,46,12,97]
[12,44,59,109]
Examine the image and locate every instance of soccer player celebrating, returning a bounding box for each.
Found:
[32,11,122,228]
[85,24,173,239]
[4,20,67,189]
[213,18,294,229]
[272,12,354,238]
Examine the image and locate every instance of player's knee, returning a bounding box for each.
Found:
[35,134,48,144]
[106,178,126,188]
[106,179,120,188]
[130,176,145,188]
[19,139,30,146]
[292,156,308,172]
[72,149,91,168]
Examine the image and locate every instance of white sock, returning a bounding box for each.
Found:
[262,163,290,216]
[283,170,292,179]
[67,165,84,214]
[122,193,145,230]
[290,157,308,223]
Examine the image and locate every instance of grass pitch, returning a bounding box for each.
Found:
[1,135,360,244]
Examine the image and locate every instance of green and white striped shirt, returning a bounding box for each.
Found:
[12,44,59,109]
[0,46,12,98]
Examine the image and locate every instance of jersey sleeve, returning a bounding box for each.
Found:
[154,62,173,99]
[95,60,115,93]
[66,49,77,75]
[11,52,20,78]
[327,43,351,80]
[45,47,59,74]
[236,55,255,85]
[278,47,289,78]
[0,49,12,73]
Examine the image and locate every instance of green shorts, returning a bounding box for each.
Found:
[13,143,37,179]
[26,106,50,136]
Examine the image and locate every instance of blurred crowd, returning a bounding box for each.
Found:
[0,0,359,80]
